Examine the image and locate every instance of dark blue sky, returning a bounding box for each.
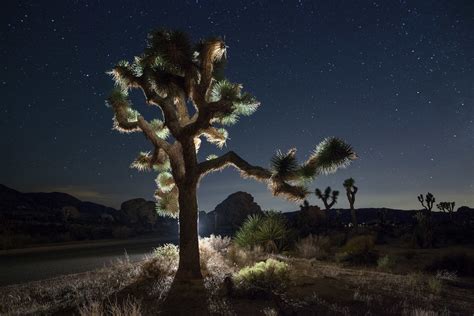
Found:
[1,0,473,211]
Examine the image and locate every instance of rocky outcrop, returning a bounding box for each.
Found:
[199,191,263,236]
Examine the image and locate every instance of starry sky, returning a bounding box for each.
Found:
[1,1,473,212]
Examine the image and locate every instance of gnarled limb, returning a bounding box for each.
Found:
[182,99,234,137]
[197,151,307,201]
[111,65,185,136]
[137,116,172,155]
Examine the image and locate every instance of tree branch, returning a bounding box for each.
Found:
[137,116,172,154]
[112,66,185,137]
[198,151,307,201]
[182,99,234,136]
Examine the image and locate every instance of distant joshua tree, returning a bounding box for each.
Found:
[416,192,435,248]
[343,178,358,229]
[418,193,435,212]
[315,187,339,210]
[437,201,456,221]
[106,29,356,282]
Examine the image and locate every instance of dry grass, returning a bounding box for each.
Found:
[0,254,141,315]
[1,242,473,315]
[295,235,331,260]
[79,297,142,316]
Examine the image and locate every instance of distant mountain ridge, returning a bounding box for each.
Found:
[0,184,178,249]
[1,184,472,249]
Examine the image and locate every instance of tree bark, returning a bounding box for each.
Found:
[347,192,358,229]
[174,182,203,281]
[350,206,358,229]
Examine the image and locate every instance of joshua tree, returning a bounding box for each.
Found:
[437,201,455,221]
[106,29,356,281]
[315,187,339,210]
[415,193,435,248]
[343,178,358,228]
[418,193,435,212]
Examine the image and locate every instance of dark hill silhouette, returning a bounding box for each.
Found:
[1,184,472,249]
[0,184,177,249]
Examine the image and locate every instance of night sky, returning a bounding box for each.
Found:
[1,1,473,212]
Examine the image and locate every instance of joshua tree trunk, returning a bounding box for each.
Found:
[175,181,202,281]
[343,179,358,230]
[350,202,358,229]
[174,138,203,281]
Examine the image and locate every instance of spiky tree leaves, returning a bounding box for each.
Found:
[106,29,356,281]
[149,119,170,139]
[130,151,153,171]
[311,138,357,174]
[271,149,299,178]
[208,80,259,126]
[315,186,339,210]
[106,89,141,133]
[155,187,179,218]
[145,29,193,76]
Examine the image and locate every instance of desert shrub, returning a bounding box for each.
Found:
[203,234,231,252]
[140,244,178,279]
[295,235,331,260]
[227,244,266,268]
[377,255,396,272]
[199,235,233,278]
[233,259,289,292]
[336,235,378,265]
[234,212,290,252]
[425,251,474,277]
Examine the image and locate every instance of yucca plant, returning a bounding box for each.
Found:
[235,212,290,252]
[106,29,356,281]
[234,214,264,248]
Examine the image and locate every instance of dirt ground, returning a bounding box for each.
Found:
[1,245,473,315]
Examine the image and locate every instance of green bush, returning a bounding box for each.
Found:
[234,212,290,252]
[336,235,378,265]
[377,255,396,272]
[233,258,290,292]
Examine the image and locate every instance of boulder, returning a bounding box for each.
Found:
[200,191,263,236]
